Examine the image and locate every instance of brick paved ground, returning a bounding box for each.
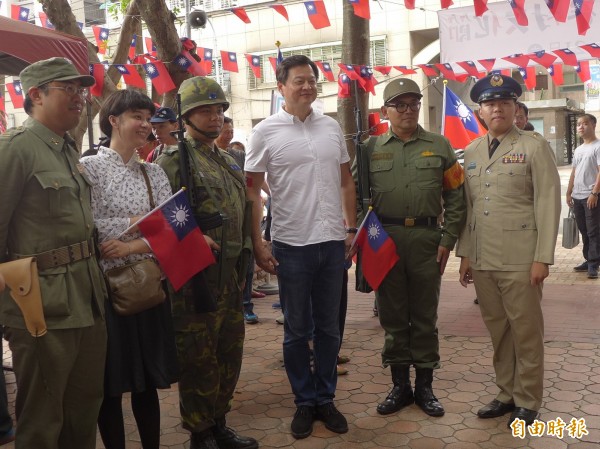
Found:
[3,165,600,448]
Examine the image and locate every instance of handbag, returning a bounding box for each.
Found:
[105,258,166,316]
[105,164,166,316]
[562,207,580,249]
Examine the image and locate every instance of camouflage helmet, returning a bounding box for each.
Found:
[179,76,229,116]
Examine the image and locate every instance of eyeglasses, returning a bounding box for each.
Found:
[47,85,89,98]
[385,102,421,113]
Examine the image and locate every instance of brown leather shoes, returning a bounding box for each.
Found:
[477,399,515,419]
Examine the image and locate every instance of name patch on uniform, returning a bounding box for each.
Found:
[467,162,477,170]
[230,164,242,171]
[421,151,435,157]
[371,153,393,161]
[502,153,526,164]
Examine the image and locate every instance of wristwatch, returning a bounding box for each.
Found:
[592,192,599,197]
[345,227,358,234]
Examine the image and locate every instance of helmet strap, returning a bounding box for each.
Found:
[184,118,220,139]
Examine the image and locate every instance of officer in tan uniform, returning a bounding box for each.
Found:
[156,77,257,449]
[0,58,107,449]
[457,74,561,427]
[354,78,466,418]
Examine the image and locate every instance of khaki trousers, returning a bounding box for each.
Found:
[472,270,544,410]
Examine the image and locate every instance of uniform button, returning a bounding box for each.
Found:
[405,184,409,188]
[87,224,91,229]
[486,169,491,174]
[485,183,490,187]
[522,224,527,228]
[484,211,489,215]
[485,196,489,201]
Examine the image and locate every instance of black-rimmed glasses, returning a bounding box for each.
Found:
[385,102,421,113]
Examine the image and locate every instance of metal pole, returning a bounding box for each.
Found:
[184,0,191,38]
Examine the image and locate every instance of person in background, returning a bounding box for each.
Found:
[566,113,600,279]
[136,132,158,161]
[215,117,234,152]
[148,107,179,163]
[245,55,356,440]
[458,74,561,428]
[514,102,529,130]
[0,57,107,449]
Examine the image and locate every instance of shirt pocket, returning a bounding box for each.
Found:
[497,164,528,196]
[369,158,395,192]
[414,156,443,189]
[40,266,72,318]
[33,172,78,218]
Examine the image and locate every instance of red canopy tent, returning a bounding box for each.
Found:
[0,15,89,76]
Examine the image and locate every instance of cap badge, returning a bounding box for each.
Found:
[490,75,504,87]
[209,92,217,100]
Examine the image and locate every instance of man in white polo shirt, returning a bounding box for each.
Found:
[245,55,357,440]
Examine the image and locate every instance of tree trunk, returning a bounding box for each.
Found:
[136,0,189,108]
[337,2,370,163]
[40,0,185,149]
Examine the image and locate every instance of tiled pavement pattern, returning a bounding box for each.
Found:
[3,165,600,448]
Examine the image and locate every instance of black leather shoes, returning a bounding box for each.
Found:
[508,407,540,428]
[212,420,258,449]
[377,384,414,415]
[477,399,515,419]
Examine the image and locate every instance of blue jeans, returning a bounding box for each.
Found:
[272,240,344,406]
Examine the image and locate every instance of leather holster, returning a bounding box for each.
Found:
[0,257,47,337]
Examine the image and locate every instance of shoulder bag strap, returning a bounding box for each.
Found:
[139,164,155,209]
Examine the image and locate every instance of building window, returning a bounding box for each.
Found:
[247,38,388,90]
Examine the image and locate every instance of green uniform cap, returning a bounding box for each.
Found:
[383,78,423,103]
[179,76,229,116]
[20,57,96,94]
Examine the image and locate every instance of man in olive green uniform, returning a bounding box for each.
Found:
[0,58,107,449]
[457,74,561,428]
[354,78,466,418]
[156,77,257,449]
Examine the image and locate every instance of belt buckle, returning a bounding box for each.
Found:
[404,218,415,227]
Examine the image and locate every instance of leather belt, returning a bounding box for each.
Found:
[12,240,95,271]
[379,216,438,227]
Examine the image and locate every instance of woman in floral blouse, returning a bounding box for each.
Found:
[80,90,178,449]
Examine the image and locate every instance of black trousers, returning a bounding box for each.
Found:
[573,197,600,264]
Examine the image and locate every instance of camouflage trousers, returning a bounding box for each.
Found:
[174,277,245,433]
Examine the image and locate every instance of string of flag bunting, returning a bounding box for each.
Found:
[1,0,599,108]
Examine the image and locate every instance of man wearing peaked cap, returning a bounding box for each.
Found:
[352,77,465,419]
[0,57,107,449]
[457,74,561,428]
[148,107,178,162]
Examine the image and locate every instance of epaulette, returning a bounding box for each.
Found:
[0,126,26,143]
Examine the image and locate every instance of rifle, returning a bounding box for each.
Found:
[174,94,220,313]
[353,81,370,216]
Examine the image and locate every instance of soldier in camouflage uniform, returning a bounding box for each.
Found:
[156,77,257,449]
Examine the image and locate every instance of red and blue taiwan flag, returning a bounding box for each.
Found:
[442,85,485,150]
[354,210,399,291]
[137,189,216,291]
